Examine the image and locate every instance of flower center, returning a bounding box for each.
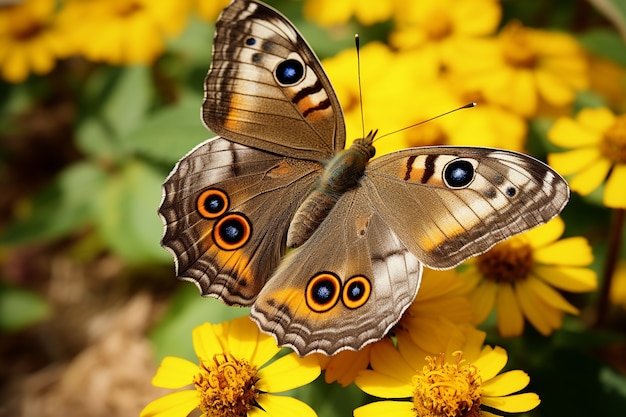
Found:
[600,114,626,164]
[424,8,453,41]
[412,353,482,417]
[476,236,534,284]
[407,123,447,146]
[500,21,537,69]
[194,353,260,417]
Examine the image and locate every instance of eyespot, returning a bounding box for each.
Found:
[342,275,371,309]
[306,272,341,313]
[212,213,252,251]
[197,188,229,219]
[275,59,304,85]
[506,186,517,197]
[245,37,256,46]
[444,159,475,188]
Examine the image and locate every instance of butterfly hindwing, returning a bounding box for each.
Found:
[159,137,321,305]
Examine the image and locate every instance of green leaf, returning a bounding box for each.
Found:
[0,162,107,245]
[76,66,153,160]
[123,93,209,164]
[95,160,170,264]
[149,284,249,362]
[578,29,626,66]
[0,282,51,332]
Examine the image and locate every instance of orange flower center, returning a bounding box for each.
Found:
[412,352,482,417]
[407,123,447,146]
[500,21,537,69]
[476,236,534,283]
[194,353,259,417]
[600,114,626,164]
[424,8,453,41]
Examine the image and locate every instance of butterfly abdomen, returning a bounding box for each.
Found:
[287,136,376,248]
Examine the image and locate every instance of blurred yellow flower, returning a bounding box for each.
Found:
[354,324,540,417]
[0,0,74,83]
[194,0,230,22]
[60,0,189,65]
[610,262,626,309]
[452,20,588,118]
[548,107,626,208]
[462,217,597,337]
[389,0,501,67]
[141,317,320,417]
[317,269,474,387]
[303,0,393,26]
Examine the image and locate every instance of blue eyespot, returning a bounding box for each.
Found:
[444,159,475,188]
[275,59,304,85]
[245,37,256,46]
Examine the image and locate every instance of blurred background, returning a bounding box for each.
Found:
[1,0,626,416]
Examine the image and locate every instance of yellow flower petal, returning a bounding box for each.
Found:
[577,107,616,132]
[536,68,575,106]
[140,390,198,417]
[256,353,320,393]
[469,279,497,324]
[604,164,626,208]
[516,280,562,335]
[496,284,524,337]
[354,400,416,417]
[370,338,416,383]
[322,346,371,387]
[526,276,579,315]
[256,394,317,417]
[482,392,541,413]
[192,322,225,360]
[523,216,564,249]
[151,356,198,389]
[481,370,530,397]
[533,265,598,292]
[548,117,602,148]
[227,316,266,363]
[355,369,415,398]
[474,345,507,381]
[548,147,602,176]
[533,237,593,266]
[569,157,612,195]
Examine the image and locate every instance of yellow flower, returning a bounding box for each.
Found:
[0,0,74,83]
[548,107,626,208]
[141,317,320,417]
[194,0,230,22]
[389,0,501,67]
[610,262,626,309]
[451,20,588,118]
[317,269,474,387]
[461,217,597,337]
[303,0,393,27]
[354,324,540,417]
[60,0,189,65]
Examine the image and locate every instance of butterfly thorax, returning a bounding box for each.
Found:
[286,133,376,248]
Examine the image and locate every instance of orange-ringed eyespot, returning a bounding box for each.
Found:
[197,188,229,219]
[444,159,475,188]
[306,273,341,313]
[212,213,251,251]
[342,275,371,309]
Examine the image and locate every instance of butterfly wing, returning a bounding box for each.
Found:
[204,0,346,161]
[250,189,422,356]
[159,137,321,305]
[364,146,570,268]
[250,146,569,355]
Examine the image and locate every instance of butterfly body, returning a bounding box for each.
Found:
[159,0,570,356]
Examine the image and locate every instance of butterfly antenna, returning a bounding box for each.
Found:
[355,34,366,139]
[375,102,477,141]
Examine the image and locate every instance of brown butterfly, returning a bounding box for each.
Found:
[159,0,569,356]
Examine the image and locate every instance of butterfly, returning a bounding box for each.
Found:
[159,0,569,356]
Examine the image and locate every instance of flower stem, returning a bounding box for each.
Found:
[595,208,625,327]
